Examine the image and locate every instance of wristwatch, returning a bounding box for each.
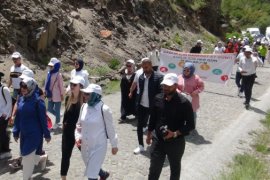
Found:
[173,131,178,138]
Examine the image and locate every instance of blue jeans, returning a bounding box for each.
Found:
[47,101,61,124]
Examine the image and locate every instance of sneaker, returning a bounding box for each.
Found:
[9,157,22,169]
[52,123,59,130]
[239,92,245,98]
[0,152,12,159]
[143,127,148,133]
[245,104,250,110]
[39,154,48,171]
[100,171,110,180]
[133,145,145,155]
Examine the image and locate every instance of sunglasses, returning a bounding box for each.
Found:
[183,69,190,72]
[84,93,91,96]
[70,83,78,87]
[12,58,20,61]
[20,83,27,89]
[126,65,132,68]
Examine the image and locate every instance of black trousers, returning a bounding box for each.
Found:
[0,118,10,153]
[235,72,244,92]
[61,126,75,176]
[242,74,256,104]
[148,137,185,180]
[137,105,150,146]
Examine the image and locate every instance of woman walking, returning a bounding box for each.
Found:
[13,77,51,180]
[177,62,204,127]
[120,59,137,120]
[66,58,89,93]
[75,84,118,180]
[45,58,65,129]
[61,76,85,180]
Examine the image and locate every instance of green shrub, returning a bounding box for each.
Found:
[173,33,182,45]
[109,58,120,70]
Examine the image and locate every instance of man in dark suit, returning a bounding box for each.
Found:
[133,57,163,154]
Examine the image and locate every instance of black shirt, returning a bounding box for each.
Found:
[190,46,202,53]
[148,92,195,141]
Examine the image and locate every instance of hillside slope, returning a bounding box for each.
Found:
[0,0,221,83]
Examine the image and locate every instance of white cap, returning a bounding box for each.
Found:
[21,77,37,91]
[197,40,203,44]
[126,59,135,64]
[48,57,60,66]
[161,73,178,86]
[19,69,34,79]
[244,47,253,53]
[70,76,85,87]
[81,83,102,95]
[11,52,22,59]
[243,45,250,49]
[141,57,151,63]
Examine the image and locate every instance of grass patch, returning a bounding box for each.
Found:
[87,65,112,77]
[219,154,269,180]
[218,112,270,180]
[103,80,120,95]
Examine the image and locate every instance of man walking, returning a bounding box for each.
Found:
[133,57,163,154]
[8,52,29,98]
[238,47,259,109]
[146,73,195,180]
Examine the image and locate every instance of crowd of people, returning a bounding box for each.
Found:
[0,36,269,179]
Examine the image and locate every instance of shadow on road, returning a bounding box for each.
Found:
[185,130,212,145]
[249,106,268,116]
[204,90,237,98]
[118,116,137,127]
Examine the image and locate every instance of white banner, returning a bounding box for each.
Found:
[158,48,236,84]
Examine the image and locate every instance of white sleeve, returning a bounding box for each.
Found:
[102,104,118,148]
[0,87,12,119]
[83,70,90,87]
[75,104,85,141]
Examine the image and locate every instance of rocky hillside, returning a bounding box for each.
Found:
[0,0,222,84]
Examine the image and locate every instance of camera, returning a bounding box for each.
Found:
[159,125,168,137]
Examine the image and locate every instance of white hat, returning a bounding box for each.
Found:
[126,59,135,64]
[11,52,22,59]
[244,47,253,53]
[81,83,102,95]
[48,57,60,66]
[21,77,37,91]
[70,76,85,87]
[161,73,178,86]
[141,57,151,63]
[243,45,250,49]
[19,69,34,79]
[197,40,203,44]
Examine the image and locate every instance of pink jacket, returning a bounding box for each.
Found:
[177,74,204,112]
[45,73,65,102]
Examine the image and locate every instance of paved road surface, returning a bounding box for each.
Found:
[1,64,270,180]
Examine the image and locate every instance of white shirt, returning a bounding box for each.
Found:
[213,46,225,54]
[239,56,258,76]
[0,86,12,120]
[133,68,143,94]
[10,64,29,89]
[147,49,160,67]
[236,52,245,72]
[75,102,118,178]
[140,74,150,108]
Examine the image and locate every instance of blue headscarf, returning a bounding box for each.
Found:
[182,62,195,79]
[45,62,61,98]
[76,58,84,72]
[87,92,102,107]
